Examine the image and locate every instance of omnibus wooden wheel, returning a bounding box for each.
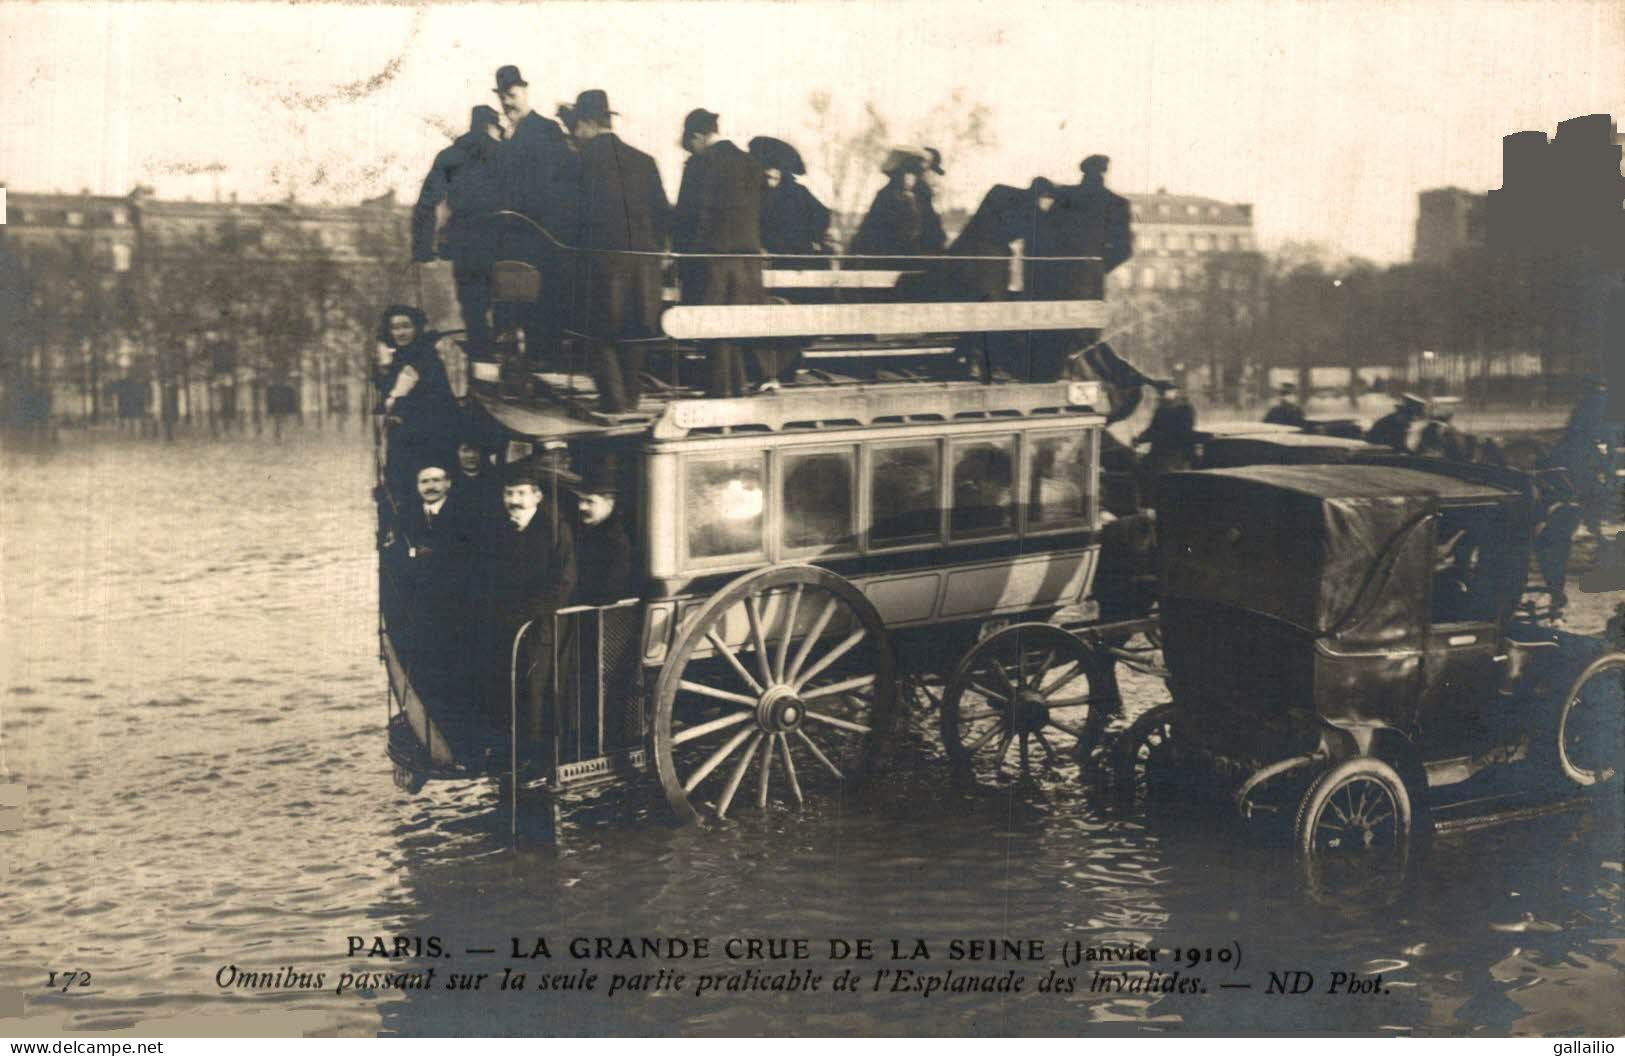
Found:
[1556,653,1624,788]
[941,623,1112,783]
[653,565,897,825]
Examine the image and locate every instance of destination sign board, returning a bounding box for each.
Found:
[661,299,1108,340]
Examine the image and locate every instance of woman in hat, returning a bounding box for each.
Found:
[750,136,832,264]
[376,304,460,502]
[847,151,946,268]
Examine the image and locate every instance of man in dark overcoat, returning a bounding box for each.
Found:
[1263,383,1307,427]
[473,459,578,741]
[564,90,670,412]
[1028,154,1134,376]
[1367,394,1426,451]
[673,109,779,395]
[493,65,577,364]
[570,455,634,606]
[412,106,505,358]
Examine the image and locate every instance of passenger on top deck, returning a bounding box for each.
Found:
[492,64,576,364]
[848,150,947,267]
[412,105,505,359]
[751,136,833,264]
[570,455,634,606]
[472,458,578,738]
[376,305,459,503]
[562,89,670,413]
[674,108,788,396]
[1367,394,1426,452]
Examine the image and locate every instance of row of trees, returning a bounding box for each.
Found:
[1107,244,1618,405]
[1,207,436,441]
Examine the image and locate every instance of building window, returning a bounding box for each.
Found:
[1207,206,1219,218]
[66,211,84,226]
[1167,268,1183,289]
[1140,267,1157,289]
[111,244,132,272]
[1185,204,1198,217]
[1193,233,1212,252]
[111,207,128,226]
[1156,203,1170,217]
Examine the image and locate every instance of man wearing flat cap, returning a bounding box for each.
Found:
[413,105,505,358]
[561,89,670,413]
[472,456,578,736]
[492,65,576,364]
[674,108,777,396]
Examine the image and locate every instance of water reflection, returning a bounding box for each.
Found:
[0,436,1620,1036]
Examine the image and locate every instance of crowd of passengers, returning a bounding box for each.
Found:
[412,65,1135,411]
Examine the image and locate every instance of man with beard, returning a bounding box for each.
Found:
[674,108,779,395]
[475,459,577,741]
[564,90,670,413]
[493,64,576,364]
[392,460,481,695]
[412,106,504,358]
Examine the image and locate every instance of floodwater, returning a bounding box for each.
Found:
[1,432,1621,1037]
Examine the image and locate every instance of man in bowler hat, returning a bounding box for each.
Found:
[563,90,670,413]
[412,105,505,358]
[492,65,576,364]
[571,454,634,605]
[472,458,578,738]
[673,108,779,396]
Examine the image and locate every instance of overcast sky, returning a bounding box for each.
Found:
[2,0,1621,262]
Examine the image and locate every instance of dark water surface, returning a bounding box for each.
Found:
[2,434,1620,1037]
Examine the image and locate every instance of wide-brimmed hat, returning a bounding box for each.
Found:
[573,89,617,123]
[748,136,806,176]
[469,105,501,131]
[494,65,528,93]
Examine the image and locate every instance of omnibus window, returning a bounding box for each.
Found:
[951,438,1016,537]
[687,454,766,561]
[783,449,855,551]
[871,443,939,547]
[1026,431,1091,528]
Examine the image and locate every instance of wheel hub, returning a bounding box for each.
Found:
[758,685,804,732]
[1011,690,1049,734]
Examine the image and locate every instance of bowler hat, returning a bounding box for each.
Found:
[683,108,720,137]
[494,65,528,93]
[1080,154,1110,174]
[574,89,617,123]
[574,455,619,497]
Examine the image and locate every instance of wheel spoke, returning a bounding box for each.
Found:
[1041,663,1092,701]
[993,731,1014,775]
[964,718,1005,753]
[1034,728,1059,764]
[804,708,871,734]
[802,673,876,702]
[678,679,759,709]
[968,681,1009,704]
[777,732,804,807]
[773,584,803,684]
[957,708,1004,724]
[707,629,764,696]
[786,595,840,685]
[1047,718,1088,740]
[794,728,844,780]
[682,725,756,792]
[745,594,774,688]
[716,731,763,820]
[1019,731,1031,774]
[990,659,1018,698]
[1027,649,1056,690]
[794,627,868,691]
[672,707,754,746]
[756,734,775,809]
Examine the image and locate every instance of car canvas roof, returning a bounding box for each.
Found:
[1158,465,1513,634]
